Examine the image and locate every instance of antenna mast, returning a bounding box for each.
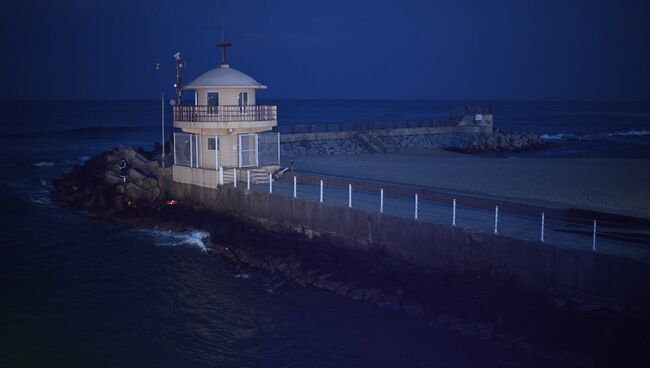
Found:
[216,0,232,66]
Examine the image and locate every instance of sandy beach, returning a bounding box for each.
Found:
[291,150,650,218]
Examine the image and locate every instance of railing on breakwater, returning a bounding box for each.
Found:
[273,105,492,134]
[251,173,650,259]
[174,105,277,123]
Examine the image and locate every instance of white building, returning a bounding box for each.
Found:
[172,52,280,188]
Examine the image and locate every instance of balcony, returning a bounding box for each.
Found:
[173,105,277,130]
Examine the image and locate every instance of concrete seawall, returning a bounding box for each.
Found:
[162,176,650,311]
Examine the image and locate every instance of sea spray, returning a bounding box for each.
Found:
[141,229,210,253]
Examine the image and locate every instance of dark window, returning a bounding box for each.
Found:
[208,137,218,150]
[207,92,219,107]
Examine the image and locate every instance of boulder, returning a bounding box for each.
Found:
[127,168,147,187]
[124,183,147,201]
[104,171,123,186]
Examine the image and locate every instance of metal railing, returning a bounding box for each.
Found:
[246,175,650,261]
[174,105,277,123]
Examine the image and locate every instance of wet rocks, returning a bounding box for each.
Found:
[451,132,549,154]
[53,145,165,216]
[281,131,550,158]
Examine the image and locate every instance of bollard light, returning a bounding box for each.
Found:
[348,184,352,208]
[319,180,323,203]
[452,198,456,226]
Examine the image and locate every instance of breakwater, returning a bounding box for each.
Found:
[279,125,547,157]
[163,178,650,311]
[52,144,650,365]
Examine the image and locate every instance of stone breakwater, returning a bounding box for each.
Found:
[53,146,166,216]
[52,145,650,367]
[280,130,548,158]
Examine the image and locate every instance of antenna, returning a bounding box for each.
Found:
[220,0,225,44]
[154,53,184,105]
[216,0,232,66]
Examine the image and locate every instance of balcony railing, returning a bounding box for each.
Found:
[174,105,277,123]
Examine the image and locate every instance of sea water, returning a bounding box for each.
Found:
[0,100,648,366]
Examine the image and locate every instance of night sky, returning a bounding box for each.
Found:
[1,0,649,101]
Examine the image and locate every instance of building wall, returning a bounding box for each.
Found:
[219,134,239,167]
[197,135,218,170]
[194,88,257,106]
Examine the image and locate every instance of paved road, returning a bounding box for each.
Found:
[249,178,650,263]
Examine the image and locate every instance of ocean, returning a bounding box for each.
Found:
[1,100,649,367]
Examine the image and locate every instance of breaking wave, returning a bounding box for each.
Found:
[540,129,650,141]
[142,229,210,253]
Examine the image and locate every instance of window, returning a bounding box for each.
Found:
[207,92,219,106]
[207,137,218,151]
[239,134,258,167]
[238,92,248,107]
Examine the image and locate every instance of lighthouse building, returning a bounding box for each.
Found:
[172,52,279,188]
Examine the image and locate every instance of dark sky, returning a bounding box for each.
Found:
[1,0,649,101]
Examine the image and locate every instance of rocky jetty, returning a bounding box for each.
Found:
[53,145,168,217]
[450,131,549,154]
[280,131,550,158]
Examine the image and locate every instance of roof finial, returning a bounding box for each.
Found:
[216,0,232,67]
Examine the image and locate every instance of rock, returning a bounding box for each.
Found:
[115,184,126,194]
[127,168,147,187]
[118,146,137,160]
[104,171,123,186]
[113,195,125,211]
[124,183,147,201]
[141,177,158,190]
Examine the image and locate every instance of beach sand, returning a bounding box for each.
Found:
[291,150,650,218]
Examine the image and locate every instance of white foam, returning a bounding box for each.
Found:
[541,129,650,142]
[606,129,650,137]
[33,161,55,167]
[142,229,210,253]
[540,133,576,141]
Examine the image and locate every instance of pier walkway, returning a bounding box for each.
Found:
[250,177,650,263]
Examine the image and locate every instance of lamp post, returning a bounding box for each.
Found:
[155,52,184,168]
[160,92,165,167]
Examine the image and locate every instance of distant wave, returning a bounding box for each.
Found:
[33,155,93,168]
[142,229,210,253]
[606,129,650,137]
[33,161,55,167]
[0,125,160,139]
[540,129,650,142]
